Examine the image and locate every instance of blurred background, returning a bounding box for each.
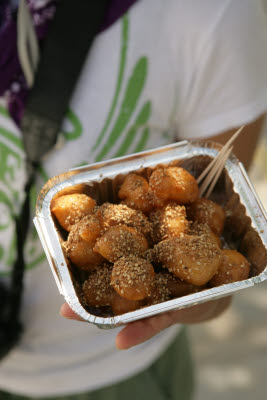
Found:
[190,120,267,400]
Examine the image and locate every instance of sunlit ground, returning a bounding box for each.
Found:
[190,123,267,400]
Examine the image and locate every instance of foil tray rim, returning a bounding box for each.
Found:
[34,140,267,327]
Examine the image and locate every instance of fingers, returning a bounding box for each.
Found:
[116,311,174,350]
[170,296,232,325]
[60,296,232,350]
[116,296,232,350]
[60,303,84,322]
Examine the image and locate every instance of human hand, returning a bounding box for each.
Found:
[60,296,231,349]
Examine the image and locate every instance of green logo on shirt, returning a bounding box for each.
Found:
[93,15,152,161]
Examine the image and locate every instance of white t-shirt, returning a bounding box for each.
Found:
[0,0,267,397]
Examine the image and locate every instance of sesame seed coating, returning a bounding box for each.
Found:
[150,202,189,242]
[187,197,225,235]
[100,202,151,237]
[149,167,199,204]
[154,234,222,286]
[51,193,96,232]
[209,249,250,286]
[94,225,149,263]
[118,174,152,214]
[83,264,114,307]
[111,255,155,300]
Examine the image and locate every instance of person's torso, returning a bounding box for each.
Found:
[1,0,256,396]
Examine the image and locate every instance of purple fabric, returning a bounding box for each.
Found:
[0,0,139,125]
[100,0,138,32]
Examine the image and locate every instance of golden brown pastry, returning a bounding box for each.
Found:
[190,221,221,248]
[51,193,96,231]
[94,225,148,263]
[83,264,114,307]
[149,167,199,204]
[148,271,200,305]
[77,210,103,243]
[111,292,144,315]
[149,203,189,242]
[154,234,222,286]
[209,249,250,286]
[187,197,225,235]
[111,255,155,300]
[118,174,152,214]
[100,203,151,237]
[66,217,104,271]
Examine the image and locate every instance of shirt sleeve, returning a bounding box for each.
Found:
[176,0,267,139]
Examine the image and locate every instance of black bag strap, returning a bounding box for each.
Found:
[0,0,109,360]
[21,0,109,165]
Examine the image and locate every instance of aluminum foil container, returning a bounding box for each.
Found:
[34,140,267,329]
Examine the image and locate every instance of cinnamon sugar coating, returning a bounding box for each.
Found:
[148,271,200,305]
[154,234,222,286]
[94,225,148,263]
[111,255,155,300]
[111,292,144,315]
[190,221,221,248]
[66,216,104,270]
[149,203,189,243]
[118,174,152,214]
[76,210,103,243]
[51,193,96,232]
[83,264,114,307]
[149,167,199,204]
[147,272,172,305]
[100,203,151,237]
[187,198,225,235]
[209,249,250,286]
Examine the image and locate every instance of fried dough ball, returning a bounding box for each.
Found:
[224,194,249,240]
[111,292,144,315]
[118,174,152,214]
[147,272,172,305]
[83,264,114,307]
[77,210,103,243]
[111,255,155,300]
[187,198,225,235]
[209,249,250,287]
[166,272,201,297]
[154,235,222,286]
[149,203,189,243]
[240,228,267,272]
[51,193,96,231]
[149,167,199,204]
[190,222,221,248]
[147,190,168,210]
[147,271,200,305]
[94,225,148,263]
[100,203,151,237]
[66,221,104,271]
[51,184,87,205]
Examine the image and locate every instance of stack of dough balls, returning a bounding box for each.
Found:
[51,166,250,316]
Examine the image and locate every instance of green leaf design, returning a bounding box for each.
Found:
[133,126,150,153]
[0,105,10,118]
[114,101,151,157]
[93,15,129,151]
[0,190,14,221]
[26,253,47,271]
[96,56,148,161]
[62,108,83,141]
[0,126,23,150]
[0,141,21,187]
